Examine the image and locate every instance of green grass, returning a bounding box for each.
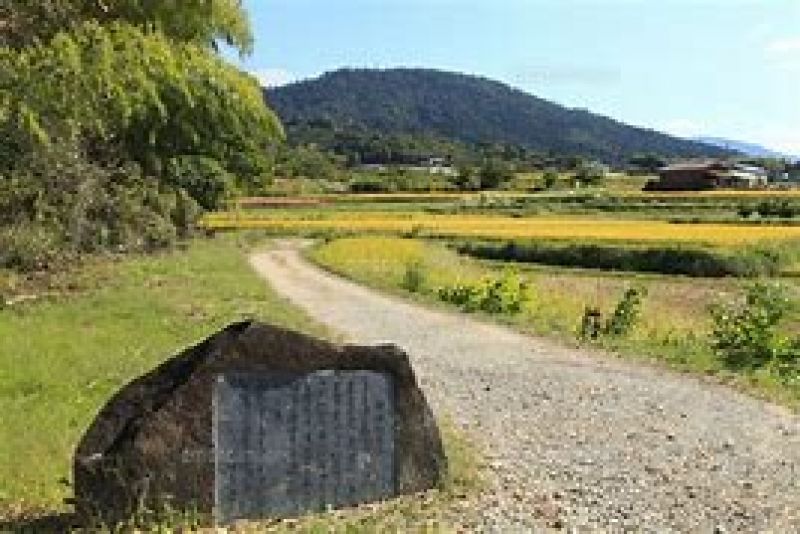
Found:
[309,236,800,409]
[0,234,481,531]
[0,235,324,511]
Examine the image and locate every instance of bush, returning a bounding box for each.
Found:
[349,175,391,193]
[605,287,648,337]
[456,240,784,278]
[164,156,235,211]
[542,171,559,190]
[0,224,64,271]
[739,199,800,219]
[0,143,199,270]
[437,270,529,314]
[710,283,796,371]
[400,261,426,293]
[578,287,647,341]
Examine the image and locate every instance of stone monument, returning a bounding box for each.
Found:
[73,321,446,525]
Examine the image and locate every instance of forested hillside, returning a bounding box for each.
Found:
[267,68,730,164]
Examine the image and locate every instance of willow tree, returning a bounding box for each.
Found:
[0,1,283,263]
[1,0,253,53]
[2,21,281,177]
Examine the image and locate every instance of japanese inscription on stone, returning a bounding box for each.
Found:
[213,370,396,524]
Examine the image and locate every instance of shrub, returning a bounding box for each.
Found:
[0,224,64,271]
[164,156,235,211]
[456,240,785,278]
[578,287,647,341]
[605,287,648,337]
[710,283,795,371]
[437,270,529,314]
[0,143,199,270]
[738,199,800,220]
[400,261,426,293]
[579,306,603,341]
[542,171,559,190]
[349,175,391,193]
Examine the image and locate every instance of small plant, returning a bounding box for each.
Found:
[579,306,603,340]
[400,260,426,293]
[577,286,647,341]
[604,287,648,337]
[542,170,559,190]
[710,282,795,371]
[438,270,529,314]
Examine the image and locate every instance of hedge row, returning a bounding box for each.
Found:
[455,240,785,278]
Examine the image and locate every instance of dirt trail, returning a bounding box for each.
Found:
[250,243,800,532]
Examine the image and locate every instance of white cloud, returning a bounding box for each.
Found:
[765,36,800,56]
[251,68,296,88]
[662,118,704,138]
[757,131,800,156]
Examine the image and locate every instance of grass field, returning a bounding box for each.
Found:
[0,235,326,512]
[309,236,800,409]
[0,235,480,531]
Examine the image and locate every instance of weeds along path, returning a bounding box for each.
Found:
[250,242,800,532]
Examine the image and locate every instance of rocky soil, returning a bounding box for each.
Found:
[250,243,800,532]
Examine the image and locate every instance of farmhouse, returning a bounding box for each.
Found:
[647,161,769,191]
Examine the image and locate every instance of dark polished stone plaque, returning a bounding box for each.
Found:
[213,370,396,524]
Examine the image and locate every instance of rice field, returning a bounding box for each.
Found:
[204,211,800,245]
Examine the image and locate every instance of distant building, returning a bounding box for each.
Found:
[646,160,769,191]
[356,156,457,177]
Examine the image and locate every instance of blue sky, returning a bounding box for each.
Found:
[229,0,800,154]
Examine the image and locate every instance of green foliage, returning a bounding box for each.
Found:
[578,287,647,340]
[710,283,798,373]
[400,260,426,293]
[579,306,603,341]
[574,162,607,186]
[738,199,800,219]
[456,240,786,278]
[605,287,648,337]
[1,21,282,189]
[477,158,513,190]
[542,170,559,189]
[437,270,529,314]
[0,143,198,267]
[2,0,253,53]
[0,223,64,271]
[275,145,339,181]
[268,68,730,165]
[450,166,480,191]
[164,156,235,211]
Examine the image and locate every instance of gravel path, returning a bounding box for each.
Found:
[250,243,800,532]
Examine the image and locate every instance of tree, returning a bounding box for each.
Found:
[450,166,478,191]
[1,0,253,53]
[628,153,666,174]
[574,161,607,186]
[542,170,559,190]
[1,22,282,185]
[477,158,513,190]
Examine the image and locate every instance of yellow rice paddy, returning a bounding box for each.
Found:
[204,212,800,245]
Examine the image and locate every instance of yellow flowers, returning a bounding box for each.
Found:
[204,211,800,245]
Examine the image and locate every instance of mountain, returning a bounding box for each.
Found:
[694,136,797,161]
[266,68,731,164]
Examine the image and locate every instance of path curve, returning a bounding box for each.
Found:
[250,243,800,532]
